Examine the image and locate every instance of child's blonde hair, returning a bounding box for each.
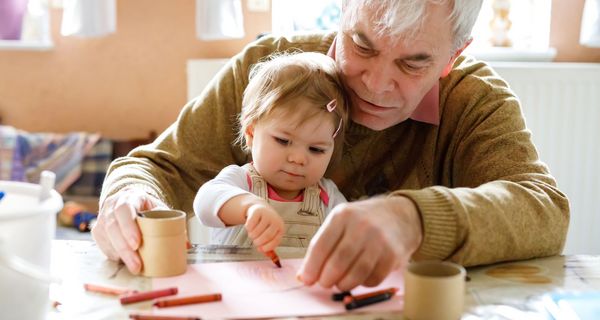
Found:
[237,52,348,159]
[238,52,349,162]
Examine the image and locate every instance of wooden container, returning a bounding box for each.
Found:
[137,209,187,277]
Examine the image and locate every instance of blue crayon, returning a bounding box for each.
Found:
[0,191,4,201]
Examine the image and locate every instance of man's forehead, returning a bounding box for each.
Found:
[344,3,452,55]
[347,24,440,59]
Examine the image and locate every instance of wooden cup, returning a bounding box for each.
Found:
[136,209,187,277]
[403,261,466,320]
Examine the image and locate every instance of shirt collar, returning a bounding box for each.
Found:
[328,35,440,126]
[410,83,440,125]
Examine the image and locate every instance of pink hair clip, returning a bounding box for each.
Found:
[326,99,342,138]
[326,99,337,112]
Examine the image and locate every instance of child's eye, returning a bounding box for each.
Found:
[309,146,325,154]
[274,137,289,145]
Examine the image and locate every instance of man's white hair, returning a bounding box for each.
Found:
[341,0,483,51]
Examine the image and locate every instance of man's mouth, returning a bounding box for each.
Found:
[353,90,393,110]
[362,99,387,109]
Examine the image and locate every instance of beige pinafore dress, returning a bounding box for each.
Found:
[227,164,326,247]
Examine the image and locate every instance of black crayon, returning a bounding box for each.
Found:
[331,291,352,301]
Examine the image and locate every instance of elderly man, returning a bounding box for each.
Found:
[93,0,569,291]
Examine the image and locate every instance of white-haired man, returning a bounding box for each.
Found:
[93,0,569,291]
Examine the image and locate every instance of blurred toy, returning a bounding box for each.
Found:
[490,0,512,47]
[58,201,97,232]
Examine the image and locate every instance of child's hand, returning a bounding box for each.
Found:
[245,203,284,252]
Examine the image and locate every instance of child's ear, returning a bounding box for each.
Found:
[245,125,254,148]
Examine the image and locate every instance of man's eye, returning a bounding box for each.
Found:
[401,62,427,74]
[274,137,289,145]
[353,42,372,54]
[309,146,325,154]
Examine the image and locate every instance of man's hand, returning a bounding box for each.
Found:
[297,196,423,291]
[91,187,168,274]
[245,203,284,253]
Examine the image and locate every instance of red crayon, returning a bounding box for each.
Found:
[84,283,137,296]
[343,287,398,305]
[129,314,201,320]
[154,293,222,308]
[344,289,397,310]
[264,250,281,268]
[120,287,178,305]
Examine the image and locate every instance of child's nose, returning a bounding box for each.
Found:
[287,148,306,165]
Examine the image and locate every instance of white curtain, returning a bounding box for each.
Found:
[61,0,116,37]
[196,0,244,40]
[580,0,600,47]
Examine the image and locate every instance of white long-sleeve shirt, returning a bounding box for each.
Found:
[193,164,347,247]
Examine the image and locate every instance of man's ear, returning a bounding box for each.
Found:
[441,37,473,78]
[245,125,254,148]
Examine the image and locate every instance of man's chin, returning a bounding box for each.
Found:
[352,110,394,131]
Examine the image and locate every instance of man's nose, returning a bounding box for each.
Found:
[361,64,395,94]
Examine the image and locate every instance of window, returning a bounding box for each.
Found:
[271,0,342,36]
[271,0,554,61]
[0,0,53,50]
[465,0,555,61]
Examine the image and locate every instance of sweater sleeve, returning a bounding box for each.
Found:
[193,165,252,227]
[395,58,569,267]
[99,53,247,216]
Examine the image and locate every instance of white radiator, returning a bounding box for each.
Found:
[187,60,600,253]
[491,62,600,254]
[187,59,229,101]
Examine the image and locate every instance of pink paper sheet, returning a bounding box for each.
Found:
[148,258,404,319]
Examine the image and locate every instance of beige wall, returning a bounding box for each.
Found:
[551,0,600,61]
[0,0,598,139]
[0,0,270,139]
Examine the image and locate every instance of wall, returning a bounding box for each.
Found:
[551,0,600,61]
[0,0,271,139]
[0,0,598,139]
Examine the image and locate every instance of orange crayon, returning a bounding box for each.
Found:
[154,293,222,308]
[120,287,178,305]
[84,283,137,296]
[129,314,201,320]
[343,287,398,305]
[264,250,281,268]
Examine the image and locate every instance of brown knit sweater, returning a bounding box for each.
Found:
[101,32,569,267]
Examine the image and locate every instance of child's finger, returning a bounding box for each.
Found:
[259,229,283,252]
[252,225,280,247]
[246,216,269,239]
[245,211,262,232]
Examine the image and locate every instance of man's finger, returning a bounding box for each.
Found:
[364,249,401,287]
[142,196,168,211]
[317,229,362,288]
[114,201,142,250]
[297,210,346,285]
[105,213,141,274]
[91,220,119,261]
[335,241,382,290]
